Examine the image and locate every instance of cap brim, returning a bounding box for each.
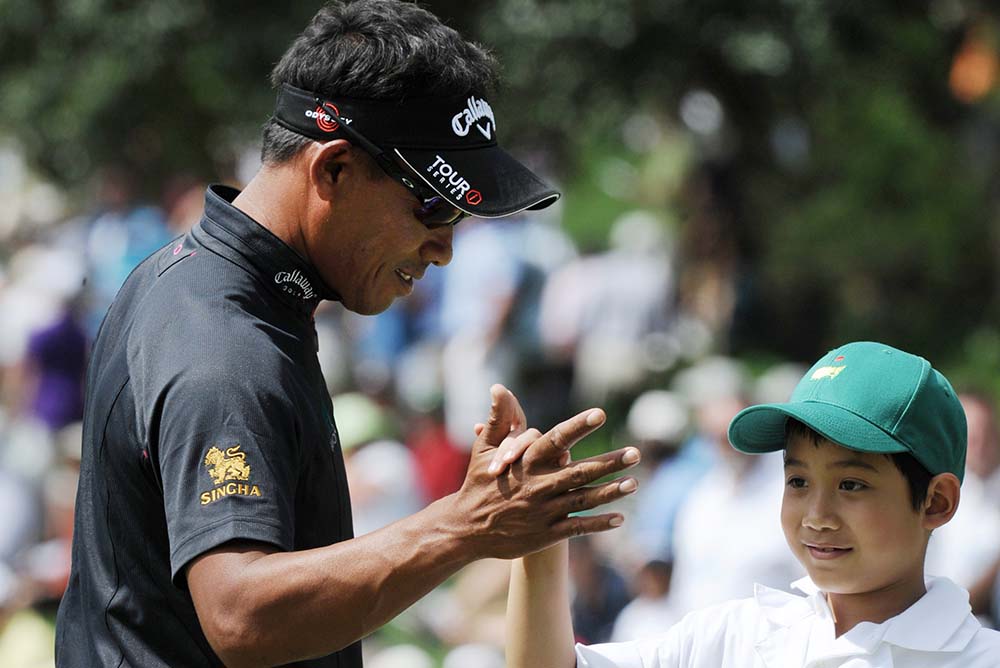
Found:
[394,146,560,218]
[728,401,910,457]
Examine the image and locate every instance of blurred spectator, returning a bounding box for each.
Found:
[569,536,632,645]
[540,211,676,404]
[623,390,695,563]
[442,643,505,668]
[0,560,55,668]
[394,341,469,503]
[0,470,41,563]
[335,393,421,538]
[927,391,1000,591]
[366,643,433,668]
[666,378,804,616]
[407,415,469,504]
[420,558,511,650]
[21,300,87,432]
[440,219,525,446]
[961,391,1000,501]
[80,167,172,335]
[0,246,85,386]
[611,560,678,642]
[752,362,809,405]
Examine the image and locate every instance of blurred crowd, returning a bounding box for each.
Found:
[2,165,1000,668]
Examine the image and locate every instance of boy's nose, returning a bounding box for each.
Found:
[802,492,840,531]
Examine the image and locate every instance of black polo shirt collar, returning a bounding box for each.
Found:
[194,184,338,317]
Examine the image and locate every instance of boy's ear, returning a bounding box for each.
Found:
[921,473,960,531]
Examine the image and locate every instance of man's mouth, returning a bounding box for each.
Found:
[395,269,413,286]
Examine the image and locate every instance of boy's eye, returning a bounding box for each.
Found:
[839,480,867,492]
[786,476,807,489]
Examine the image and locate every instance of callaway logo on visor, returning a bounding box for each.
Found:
[451,97,495,140]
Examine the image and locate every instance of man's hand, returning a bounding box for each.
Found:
[450,385,640,561]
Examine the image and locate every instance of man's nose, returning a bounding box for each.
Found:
[421,224,454,267]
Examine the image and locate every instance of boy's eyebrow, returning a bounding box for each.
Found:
[782,456,880,473]
[830,458,880,473]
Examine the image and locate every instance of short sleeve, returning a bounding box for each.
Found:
[575,628,685,668]
[153,364,303,585]
[575,640,646,668]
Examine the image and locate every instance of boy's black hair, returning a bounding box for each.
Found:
[784,419,933,511]
[262,0,501,165]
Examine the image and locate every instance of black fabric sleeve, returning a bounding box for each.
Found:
[151,363,303,586]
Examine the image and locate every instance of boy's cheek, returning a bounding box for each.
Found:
[779,502,803,547]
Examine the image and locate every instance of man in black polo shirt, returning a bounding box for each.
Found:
[55,2,641,666]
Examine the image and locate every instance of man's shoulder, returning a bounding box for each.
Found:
[126,242,296,346]
[119,245,308,394]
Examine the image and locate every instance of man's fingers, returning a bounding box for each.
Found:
[550,477,638,517]
[549,447,641,494]
[526,408,606,465]
[550,512,625,540]
[473,423,485,437]
[487,428,542,476]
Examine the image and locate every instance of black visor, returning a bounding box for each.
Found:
[273,84,560,218]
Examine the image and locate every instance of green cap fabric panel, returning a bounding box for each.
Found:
[728,341,967,481]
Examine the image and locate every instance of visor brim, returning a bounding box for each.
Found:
[394,146,560,218]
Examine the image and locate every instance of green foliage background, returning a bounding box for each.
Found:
[2,0,999,381]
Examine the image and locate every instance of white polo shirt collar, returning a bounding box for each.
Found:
[754,575,980,665]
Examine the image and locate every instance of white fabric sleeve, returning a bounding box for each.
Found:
[574,629,683,668]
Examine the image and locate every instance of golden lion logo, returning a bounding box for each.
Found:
[811,365,846,381]
[204,445,251,485]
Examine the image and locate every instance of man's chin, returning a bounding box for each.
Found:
[343,295,395,316]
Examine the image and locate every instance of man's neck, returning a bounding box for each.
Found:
[232,167,310,260]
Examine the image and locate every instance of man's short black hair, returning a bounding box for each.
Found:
[784,418,933,511]
[262,0,501,165]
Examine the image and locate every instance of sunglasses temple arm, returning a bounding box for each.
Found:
[316,99,396,166]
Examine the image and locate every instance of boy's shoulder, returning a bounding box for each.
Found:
[947,621,1000,667]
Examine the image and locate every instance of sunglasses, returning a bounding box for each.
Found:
[315,99,468,229]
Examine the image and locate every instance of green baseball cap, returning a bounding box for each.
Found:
[728,341,967,481]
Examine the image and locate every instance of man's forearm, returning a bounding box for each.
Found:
[201,495,473,667]
[506,542,576,668]
[190,390,639,667]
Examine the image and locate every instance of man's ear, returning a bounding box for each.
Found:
[308,139,353,202]
[922,472,960,531]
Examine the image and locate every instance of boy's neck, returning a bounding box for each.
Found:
[825,574,927,637]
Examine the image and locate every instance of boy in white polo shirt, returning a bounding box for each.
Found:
[506,341,1000,667]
